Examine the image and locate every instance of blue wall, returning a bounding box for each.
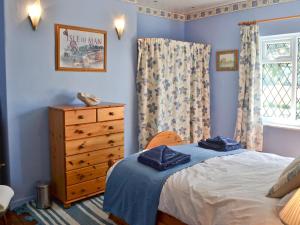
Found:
[185,1,300,157]
[4,0,138,206]
[138,13,185,40]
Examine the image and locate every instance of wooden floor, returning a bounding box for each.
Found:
[0,211,37,225]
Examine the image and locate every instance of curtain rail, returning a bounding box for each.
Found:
[238,14,300,26]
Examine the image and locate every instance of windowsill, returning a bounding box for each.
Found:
[263,121,300,131]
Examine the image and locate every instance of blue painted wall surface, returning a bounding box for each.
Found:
[4,0,137,206]
[138,13,185,40]
[185,1,300,157]
[0,0,8,184]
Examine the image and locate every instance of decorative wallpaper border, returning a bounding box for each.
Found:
[123,0,296,22]
[186,0,296,21]
[137,5,186,22]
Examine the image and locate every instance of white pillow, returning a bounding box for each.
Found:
[268,156,300,198]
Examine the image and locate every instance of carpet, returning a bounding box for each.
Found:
[14,195,116,225]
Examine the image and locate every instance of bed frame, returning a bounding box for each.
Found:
[109,131,187,225]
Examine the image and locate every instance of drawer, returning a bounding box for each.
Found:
[65,133,124,156]
[67,177,105,201]
[65,120,124,140]
[66,163,108,186]
[66,146,123,171]
[97,107,124,122]
[65,109,96,125]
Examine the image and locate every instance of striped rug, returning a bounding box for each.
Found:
[14,195,116,225]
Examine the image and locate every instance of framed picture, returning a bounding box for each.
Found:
[216,50,239,71]
[55,24,107,72]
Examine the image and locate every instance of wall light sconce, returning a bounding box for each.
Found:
[27,0,42,30]
[114,16,125,40]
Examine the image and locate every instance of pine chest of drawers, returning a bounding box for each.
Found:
[49,103,124,207]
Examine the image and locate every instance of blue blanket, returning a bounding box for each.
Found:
[103,144,244,225]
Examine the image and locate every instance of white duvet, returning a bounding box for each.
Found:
[158,151,293,225]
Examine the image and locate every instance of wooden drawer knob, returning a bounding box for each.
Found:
[109,112,114,116]
[108,126,114,130]
[79,160,85,164]
[78,174,85,180]
[78,115,84,119]
[78,142,86,149]
[75,129,84,134]
[108,140,114,144]
[108,159,117,168]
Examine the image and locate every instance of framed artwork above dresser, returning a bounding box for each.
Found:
[49,102,124,207]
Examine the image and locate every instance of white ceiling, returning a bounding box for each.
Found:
[136,0,243,14]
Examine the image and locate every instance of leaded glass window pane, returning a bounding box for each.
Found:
[261,34,300,124]
[264,41,291,59]
[262,63,293,118]
[297,38,300,119]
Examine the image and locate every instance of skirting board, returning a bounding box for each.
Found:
[10,195,35,209]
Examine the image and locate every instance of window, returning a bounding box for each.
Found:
[260,33,300,126]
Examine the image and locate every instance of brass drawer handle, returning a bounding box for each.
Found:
[78,115,84,119]
[108,126,114,130]
[108,140,114,144]
[109,112,114,116]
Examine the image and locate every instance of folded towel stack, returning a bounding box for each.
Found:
[138,145,191,171]
[198,136,241,151]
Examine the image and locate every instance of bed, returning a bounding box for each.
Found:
[105,131,293,225]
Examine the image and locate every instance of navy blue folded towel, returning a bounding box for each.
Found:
[198,136,241,151]
[137,145,191,171]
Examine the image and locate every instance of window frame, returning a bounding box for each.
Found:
[260,33,300,127]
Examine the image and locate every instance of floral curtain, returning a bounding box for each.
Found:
[235,25,263,151]
[137,38,211,149]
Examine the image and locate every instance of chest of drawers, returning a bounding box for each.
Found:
[49,103,124,207]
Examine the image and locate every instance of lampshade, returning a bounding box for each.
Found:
[114,16,125,40]
[280,188,300,225]
[27,0,42,30]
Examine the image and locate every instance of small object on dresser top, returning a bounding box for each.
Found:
[77,92,101,106]
[137,145,191,171]
[198,136,241,151]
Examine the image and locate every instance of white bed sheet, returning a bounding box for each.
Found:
[158,151,293,225]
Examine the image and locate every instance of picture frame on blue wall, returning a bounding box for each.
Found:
[216,50,239,71]
[55,24,107,72]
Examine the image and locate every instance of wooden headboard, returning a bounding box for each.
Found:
[145,131,184,149]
